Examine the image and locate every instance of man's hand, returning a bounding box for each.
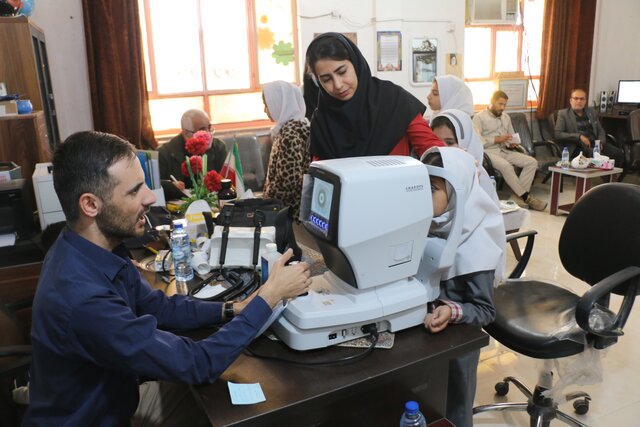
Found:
[495,134,512,145]
[257,249,311,308]
[423,305,452,333]
[579,134,591,147]
[173,180,186,191]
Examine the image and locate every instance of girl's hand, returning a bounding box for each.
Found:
[423,305,452,333]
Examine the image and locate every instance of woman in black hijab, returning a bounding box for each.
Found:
[306,32,443,160]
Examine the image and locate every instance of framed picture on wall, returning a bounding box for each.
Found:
[411,38,437,86]
[377,31,402,71]
[495,78,529,109]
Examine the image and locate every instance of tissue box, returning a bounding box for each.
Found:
[591,158,615,170]
[0,100,18,115]
[0,162,21,182]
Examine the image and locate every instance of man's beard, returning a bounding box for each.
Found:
[96,201,146,241]
[490,108,502,117]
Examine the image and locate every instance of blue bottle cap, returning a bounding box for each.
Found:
[405,400,419,413]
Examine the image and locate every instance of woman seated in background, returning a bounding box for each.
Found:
[305,32,443,160]
[427,75,474,118]
[262,80,310,222]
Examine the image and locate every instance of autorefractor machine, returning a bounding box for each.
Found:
[271,156,466,351]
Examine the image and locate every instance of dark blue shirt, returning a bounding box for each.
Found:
[24,228,272,426]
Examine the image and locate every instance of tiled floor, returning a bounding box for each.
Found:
[473,171,640,426]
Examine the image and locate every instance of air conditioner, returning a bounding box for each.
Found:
[466,0,519,25]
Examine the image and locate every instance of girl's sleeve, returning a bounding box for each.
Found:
[438,270,496,326]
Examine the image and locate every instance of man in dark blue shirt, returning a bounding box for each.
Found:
[24,131,311,426]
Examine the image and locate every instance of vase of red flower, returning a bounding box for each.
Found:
[180,130,223,210]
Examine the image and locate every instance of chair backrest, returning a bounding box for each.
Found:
[559,183,640,295]
[224,134,266,191]
[629,109,640,140]
[548,110,558,130]
[509,112,535,156]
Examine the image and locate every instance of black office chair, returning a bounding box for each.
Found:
[624,109,640,171]
[510,112,561,184]
[474,183,640,427]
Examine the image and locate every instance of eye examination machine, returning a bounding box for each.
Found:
[271,156,466,351]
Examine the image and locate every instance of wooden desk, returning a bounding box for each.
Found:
[599,111,632,142]
[548,166,622,215]
[190,324,488,426]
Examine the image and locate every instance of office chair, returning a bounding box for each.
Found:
[225,134,266,192]
[624,109,640,171]
[510,112,561,184]
[474,183,640,427]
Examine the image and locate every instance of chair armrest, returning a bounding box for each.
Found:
[506,230,537,279]
[0,345,32,358]
[576,266,640,339]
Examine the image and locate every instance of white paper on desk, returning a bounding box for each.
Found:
[0,233,16,248]
[228,382,266,405]
[191,283,227,299]
[510,133,521,145]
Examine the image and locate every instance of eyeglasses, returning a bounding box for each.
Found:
[571,97,586,101]
[183,124,213,134]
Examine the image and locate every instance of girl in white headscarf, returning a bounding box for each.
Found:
[421,147,504,427]
[427,75,474,116]
[262,81,311,221]
[430,109,500,208]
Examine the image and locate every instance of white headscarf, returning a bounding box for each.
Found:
[426,147,505,281]
[434,75,474,116]
[433,109,500,208]
[263,81,307,137]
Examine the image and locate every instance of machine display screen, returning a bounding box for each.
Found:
[309,177,334,236]
[617,80,640,104]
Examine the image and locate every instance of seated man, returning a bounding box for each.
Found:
[159,109,227,190]
[473,91,547,211]
[24,131,311,425]
[554,88,625,171]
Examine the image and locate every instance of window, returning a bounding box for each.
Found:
[138,0,299,136]
[464,0,544,109]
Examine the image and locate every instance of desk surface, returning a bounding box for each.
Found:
[191,324,487,426]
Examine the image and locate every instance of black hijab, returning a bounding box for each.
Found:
[309,33,426,159]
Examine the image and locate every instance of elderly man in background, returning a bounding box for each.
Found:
[158,109,227,190]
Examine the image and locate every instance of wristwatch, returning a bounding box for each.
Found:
[223,301,235,322]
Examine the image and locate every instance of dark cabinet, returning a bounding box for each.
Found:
[0,16,60,147]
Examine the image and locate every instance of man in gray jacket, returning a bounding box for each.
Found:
[554,88,625,172]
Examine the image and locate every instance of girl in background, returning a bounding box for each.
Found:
[427,75,474,117]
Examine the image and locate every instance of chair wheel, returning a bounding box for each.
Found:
[495,381,509,396]
[573,398,589,415]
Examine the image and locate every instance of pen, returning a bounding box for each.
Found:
[144,245,159,255]
[170,174,179,184]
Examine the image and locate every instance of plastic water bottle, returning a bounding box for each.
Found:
[260,243,280,284]
[171,219,194,283]
[399,401,427,427]
[561,146,570,168]
[593,139,600,157]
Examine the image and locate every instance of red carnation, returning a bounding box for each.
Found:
[181,155,203,177]
[204,170,223,192]
[185,130,211,156]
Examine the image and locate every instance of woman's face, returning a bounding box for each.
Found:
[430,176,449,217]
[427,80,441,111]
[433,125,458,147]
[262,94,273,121]
[313,59,358,101]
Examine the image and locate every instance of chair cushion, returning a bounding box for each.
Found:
[485,280,585,359]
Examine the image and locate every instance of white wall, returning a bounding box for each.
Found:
[589,0,640,103]
[30,0,93,140]
[298,0,466,116]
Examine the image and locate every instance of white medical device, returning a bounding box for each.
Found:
[272,156,465,351]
